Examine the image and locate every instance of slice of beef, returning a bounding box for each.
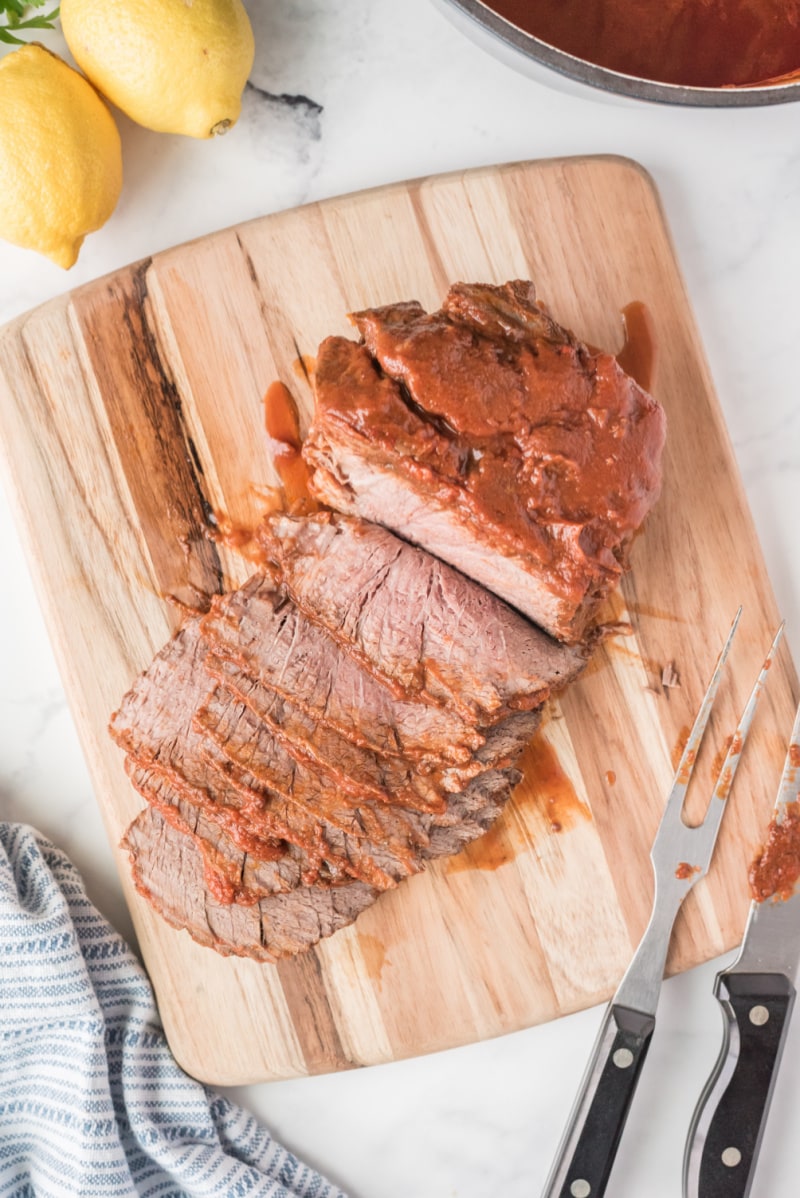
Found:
[200,576,486,766]
[115,603,541,960]
[128,777,301,906]
[208,648,542,798]
[110,622,332,888]
[122,759,523,961]
[112,620,431,893]
[259,511,587,723]
[303,280,666,643]
[205,650,451,812]
[129,749,404,894]
[195,684,430,879]
[123,807,381,964]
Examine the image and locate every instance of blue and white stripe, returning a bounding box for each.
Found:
[0,823,347,1198]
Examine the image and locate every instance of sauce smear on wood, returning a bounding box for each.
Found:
[617,301,657,394]
[264,380,318,511]
[515,732,591,834]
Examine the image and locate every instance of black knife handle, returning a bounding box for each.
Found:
[687,971,796,1198]
[541,1003,655,1198]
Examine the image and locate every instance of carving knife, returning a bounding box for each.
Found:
[683,698,800,1198]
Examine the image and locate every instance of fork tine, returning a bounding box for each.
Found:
[775,696,800,810]
[665,607,742,813]
[712,621,785,805]
[682,621,786,867]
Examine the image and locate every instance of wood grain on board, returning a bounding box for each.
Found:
[0,156,796,1085]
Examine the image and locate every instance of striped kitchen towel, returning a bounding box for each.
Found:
[0,822,348,1198]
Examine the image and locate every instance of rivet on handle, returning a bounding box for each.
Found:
[721,1147,742,1168]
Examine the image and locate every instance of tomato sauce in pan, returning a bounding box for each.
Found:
[487,0,800,88]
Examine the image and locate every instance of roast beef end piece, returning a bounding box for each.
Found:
[306,282,666,643]
[426,768,519,858]
[351,281,572,353]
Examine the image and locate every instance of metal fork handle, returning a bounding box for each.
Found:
[614,874,691,1014]
[540,1003,655,1198]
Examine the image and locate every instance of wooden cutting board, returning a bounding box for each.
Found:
[0,156,796,1086]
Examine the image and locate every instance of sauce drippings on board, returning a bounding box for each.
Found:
[208,495,282,569]
[292,354,317,383]
[446,811,517,873]
[485,0,800,89]
[446,733,591,874]
[515,732,592,834]
[264,380,318,511]
[358,933,390,986]
[616,301,657,394]
[202,380,317,568]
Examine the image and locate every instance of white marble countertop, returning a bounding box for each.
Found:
[2,3,800,1195]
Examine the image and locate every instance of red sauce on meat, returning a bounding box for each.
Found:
[749,800,800,902]
[486,0,800,89]
[311,283,665,643]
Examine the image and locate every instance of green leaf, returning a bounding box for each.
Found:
[0,1,28,24]
[0,1,59,40]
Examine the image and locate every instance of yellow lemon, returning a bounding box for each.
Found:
[0,44,122,269]
[61,0,255,140]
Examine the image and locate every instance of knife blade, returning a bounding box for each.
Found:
[683,697,800,1198]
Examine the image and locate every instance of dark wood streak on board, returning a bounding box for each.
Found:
[235,230,261,290]
[71,260,224,613]
[275,952,355,1074]
[234,231,279,350]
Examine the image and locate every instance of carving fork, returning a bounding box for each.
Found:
[541,610,784,1198]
